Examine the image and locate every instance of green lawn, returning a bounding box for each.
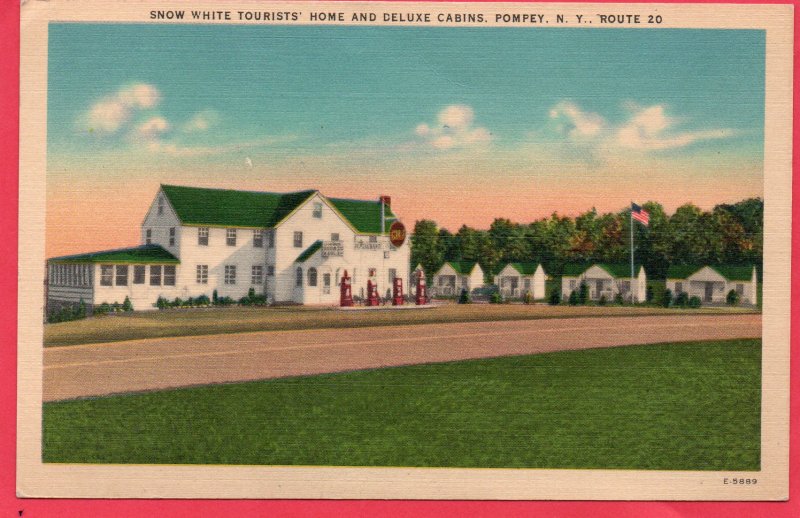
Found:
[44,303,758,347]
[43,339,761,470]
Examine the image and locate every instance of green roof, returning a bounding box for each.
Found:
[161,185,316,228]
[328,197,396,234]
[448,261,478,275]
[49,245,179,264]
[509,262,542,276]
[295,240,322,263]
[161,185,395,234]
[667,265,755,281]
[562,263,642,278]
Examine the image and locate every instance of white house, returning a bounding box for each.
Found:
[495,263,546,299]
[561,263,646,303]
[432,261,484,297]
[666,265,758,306]
[46,185,411,313]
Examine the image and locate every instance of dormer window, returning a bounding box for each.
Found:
[157,196,164,215]
[312,202,323,218]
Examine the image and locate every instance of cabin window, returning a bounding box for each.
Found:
[115,265,128,286]
[226,228,237,246]
[224,265,236,285]
[267,265,275,277]
[163,265,176,286]
[133,265,145,284]
[253,230,264,248]
[169,227,176,247]
[308,267,318,287]
[675,282,683,294]
[294,231,303,248]
[157,196,164,215]
[569,280,576,290]
[389,269,397,282]
[198,227,209,246]
[196,265,208,284]
[150,265,162,286]
[295,267,303,287]
[369,236,378,243]
[621,280,631,292]
[252,265,264,285]
[267,229,275,248]
[100,265,113,286]
[330,233,340,242]
[736,283,744,295]
[312,202,323,218]
[145,229,152,245]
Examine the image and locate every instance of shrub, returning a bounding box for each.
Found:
[95,302,112,315]
[662,289,673,308]
[217,296,234,306]
[726,289,740,306]
[646,285,654,303]
[195,294,210,306]
[688,296,702,309]
[458,288,471,304]
[490,292,503,304]
[212,289,219,304]
[155,296,168,310]
[568,290,579,306]
[675,292,689,308]
[239,296,252,306]
[614,293,624,305]
[598,295,607,306]
[122,296,133,312]
[578,282,589,305]
[523,291,533,304]
[76,299,87,319]
[548,291,561,306]
[248,288,256,299]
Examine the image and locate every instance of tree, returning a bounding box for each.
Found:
[411,220,444,279]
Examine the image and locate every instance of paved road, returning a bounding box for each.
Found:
[43,314,761,402]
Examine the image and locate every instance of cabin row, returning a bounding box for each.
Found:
[428,261,759,306]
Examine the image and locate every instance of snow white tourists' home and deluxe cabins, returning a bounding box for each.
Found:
[46,185,411,313]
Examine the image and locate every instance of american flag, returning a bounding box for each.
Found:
[631,203,650,226]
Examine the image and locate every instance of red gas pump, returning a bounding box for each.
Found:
[415,269,428,305]
[366,278,379,306]
[392,277,404,306]
[340,270,353,307]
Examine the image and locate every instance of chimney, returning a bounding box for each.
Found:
[379,195,391,207]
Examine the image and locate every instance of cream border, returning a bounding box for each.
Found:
[18,1,793,500]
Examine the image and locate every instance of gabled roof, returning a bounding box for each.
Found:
[447,261,479,275]
[562,263,642,278]
[295,240,323,263]
[160,185,396,234]
[667,264,755,282]
[48,245,179,264]
[328,197,396,234]
[509,262,542,276]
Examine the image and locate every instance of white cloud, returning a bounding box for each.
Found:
[182,110,219,133]
[414,104,492,151]
[81,83,162,134]
[135,116,170,140]
[545,101,735,155]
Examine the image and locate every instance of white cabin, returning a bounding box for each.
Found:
[561,264,646,303]
[432,261,484,297]
[495,263,546,300]
[666,265,758,306]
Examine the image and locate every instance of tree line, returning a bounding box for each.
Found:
[410,198,763,281]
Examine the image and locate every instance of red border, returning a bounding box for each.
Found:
[1,0,796,516]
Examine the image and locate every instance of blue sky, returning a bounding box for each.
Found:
[46,23,766,253]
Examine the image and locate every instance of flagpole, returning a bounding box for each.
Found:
[630,204,635,303]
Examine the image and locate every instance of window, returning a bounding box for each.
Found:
[569,280,576,290]
[323,273,331,294]
[133,265,145,284]
[157,196,164,215]
[169,227,176,247]
[267,229,275,248]
[675,282,683,294]
[163,265,176,286]
[524,279,531,290]
[115,265,128,286]
[224,265,237,285]
[100,265,113,286]
[226,228,237,246]
[294,231,303,248]
[369,235,378,243]
[267,265,275,277]
[145,229,152,245]
[736,283,744,295]
[252,265,264,285]
[312,202,323,218]
[621,280,631,292]
[196,265,208,284]
[308,267,318,287]
[295,267,303,287]
[389,268,397,282]
[253,230,264,248]
[198,227,209,246]
[330,233,340,242]
[150,265,162,286]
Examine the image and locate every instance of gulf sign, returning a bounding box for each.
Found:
[389,221,406,247]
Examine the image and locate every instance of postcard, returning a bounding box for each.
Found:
[18,0,792,500]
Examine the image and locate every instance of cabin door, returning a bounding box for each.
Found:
[704,283,714,302]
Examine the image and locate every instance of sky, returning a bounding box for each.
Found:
[47,24,765,257]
